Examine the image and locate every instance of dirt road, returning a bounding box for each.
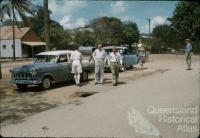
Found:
[0,54,199,137]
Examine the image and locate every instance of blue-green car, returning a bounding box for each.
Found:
[10,50,94,90]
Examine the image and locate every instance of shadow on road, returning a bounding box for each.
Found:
[15,78,95,93]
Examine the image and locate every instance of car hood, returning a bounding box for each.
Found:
[11,63,56,73]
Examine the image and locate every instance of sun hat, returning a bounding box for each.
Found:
[185,38,190,41]
[138,43,143,48]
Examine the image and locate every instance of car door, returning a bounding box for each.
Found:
[123,49,138,66]
[57,54,72,81]
[127,50,138,65]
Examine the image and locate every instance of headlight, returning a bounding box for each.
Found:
[30,70,37,75]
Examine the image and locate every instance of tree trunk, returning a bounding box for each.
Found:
[12,0,15,60]
[44,0,50,51]
[0,62,2,79]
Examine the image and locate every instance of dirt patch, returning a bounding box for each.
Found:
[70,91,99,98]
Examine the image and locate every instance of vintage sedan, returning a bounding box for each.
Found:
[10,50,94,90]
[102,46,139,71]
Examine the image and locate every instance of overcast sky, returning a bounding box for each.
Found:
[34,0,178,33]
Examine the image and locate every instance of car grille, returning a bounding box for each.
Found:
[13,72,36,80]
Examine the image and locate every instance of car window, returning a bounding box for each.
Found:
[123,49,136,55]
[33,55,58,63]
[58,54,68,63]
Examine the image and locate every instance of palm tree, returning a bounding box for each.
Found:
[43,0,50,51]
[0,0,38,60]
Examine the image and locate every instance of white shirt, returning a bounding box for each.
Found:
[92,49,106,59]
[108,52,122,64]
[70,50,82,61]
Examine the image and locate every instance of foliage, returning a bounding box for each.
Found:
[171,1,200,53]
[152,24,180,50]
[30,8,71,50]
[0,0,38,26]
[73,29,96,46]
[89,16,125,45]
[122,21,140,47]
[48,21,72,50]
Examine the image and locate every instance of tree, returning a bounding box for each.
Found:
[171,1,200,53]
[48,21,72,49]
[152,24,178,48]
[123,21,140,47]
[89,16,125,45]
[73,29,96,46]
[43,0,50,51]
[0,0,38,60]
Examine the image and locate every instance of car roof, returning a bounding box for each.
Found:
[102,46,128,50]
[37,50,73,56]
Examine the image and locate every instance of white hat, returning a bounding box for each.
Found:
[138,43,143,48]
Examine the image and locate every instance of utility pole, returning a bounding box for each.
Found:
[44,0,50,51]
[0,22,2,79]
[147,18,151,53]
[147,18,151,36]
[12,0,15,60]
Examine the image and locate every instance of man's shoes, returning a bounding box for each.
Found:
[186,68,192,70]
[78,83,82,87]
[76,83,82,87]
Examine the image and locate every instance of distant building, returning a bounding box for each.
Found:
[140,33,153,42]
[0,26,46,58]
[79,46,94,55]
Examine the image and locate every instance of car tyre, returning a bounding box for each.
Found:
[81,71,88,82]
[130,65,133,69]
[16,84,28,90]
[41,76,52,90]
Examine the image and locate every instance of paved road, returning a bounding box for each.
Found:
[1,55,200,137]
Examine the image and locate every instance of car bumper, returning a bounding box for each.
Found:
[10,79,42,85]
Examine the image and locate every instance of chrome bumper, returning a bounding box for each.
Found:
[10,79,42,85]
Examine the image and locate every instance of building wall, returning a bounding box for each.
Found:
[0,39,22,58]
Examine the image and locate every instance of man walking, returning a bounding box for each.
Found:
[91,44,106,84]
[108,47,122,86]
[70,47,82,86]
[185,39,192,70]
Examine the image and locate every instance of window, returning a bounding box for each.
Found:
[3,45,6,49]
[57,55,68,63]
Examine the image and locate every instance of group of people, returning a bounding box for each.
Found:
[70,39,193,87]
[70,44,123,87]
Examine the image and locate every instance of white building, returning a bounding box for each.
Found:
[0,26,45,58]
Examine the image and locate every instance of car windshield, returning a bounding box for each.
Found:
[33,55,58,63]
[104,48,125,54]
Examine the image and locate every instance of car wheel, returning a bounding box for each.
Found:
[16,84,28,90]
[130,65,133,69]
[81,72,88,82]
[42,76,52,90]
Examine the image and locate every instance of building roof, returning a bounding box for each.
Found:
[37,50,73,56]
[22,41,46,47]
[0,26,31,40]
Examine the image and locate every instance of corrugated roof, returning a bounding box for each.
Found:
[0,26,31,40]
[22,41,46,46]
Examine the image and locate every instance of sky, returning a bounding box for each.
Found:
[34,0,179,33]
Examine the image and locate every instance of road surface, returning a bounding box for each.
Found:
[1,54,200,137]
